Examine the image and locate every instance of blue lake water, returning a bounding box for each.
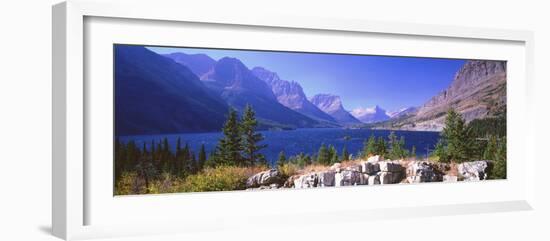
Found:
[118,128,441,165]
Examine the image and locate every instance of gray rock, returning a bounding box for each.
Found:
[407,176,422,183]
[380,172,403,184]
[379,161,403,172]
[345,164,362,173]
[335,170,362,186]
[298,173,318,188]
[246,169,283,188]
[360,161,380,174]
[318,171,336,187]
[458,161,490,181]
[368,175,380,185]
[284,175,300,188]
[406,161,443,183]
[293,171,336,188]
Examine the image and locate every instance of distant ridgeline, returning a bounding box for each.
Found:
[115,45,506,136]
[115,45,366,136]
[367,60,507,132]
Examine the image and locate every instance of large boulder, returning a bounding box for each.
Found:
[368,175,380,185]
[293,171,336,188]
[379,171,403,184]
[284,175,300,188]
[246,169,284,188]
[406,161,443,183]
[458,161,490,181]
[294,173,317,188]
[345,164,362,173]
[318,171,336,187]
[379,161,403,172]
[360,161,380,175]
[359,174,369,185]
[335,170,362,186]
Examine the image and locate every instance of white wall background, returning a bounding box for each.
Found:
[0,0,548,240]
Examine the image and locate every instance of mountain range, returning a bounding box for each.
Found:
[309,94,362,125]
[114,46,229,135]
[371,60,506,131]
[162,50,363,128]
[251,67,339,126]
[115,46,350,135]
[116,46,505,134]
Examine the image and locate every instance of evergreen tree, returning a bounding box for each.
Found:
[491,136,507,179]
[142,142,148,156]
[317,144,330,165]
[151,140,156,160]
[483,135,498,160]
[440,109,474,162]
[433,139,449,162]
[114,138,124,179]
[189,151,198,174]
[375,136,387,156]
[217,109,243,166]
[387,131,398,159]
[303,154,312,166]
[182,143,192,174]
[135,157,157,193]
[328,145,338,164]
[341,146,350,161]
[198,144,207,171]
[410,145,416,158]
[240,105,266,166]
[204,150,219,168]
[175,137,182,175]
[276,151,287,168]
[387,133,408,160]
[126,140,139,171]
[363,135,377,158]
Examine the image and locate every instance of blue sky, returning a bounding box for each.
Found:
[148,46,465,112]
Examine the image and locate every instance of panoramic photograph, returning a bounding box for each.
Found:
[113,44,507,195]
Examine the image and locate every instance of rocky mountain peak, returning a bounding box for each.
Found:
[350,105,390,123]
[310,94,343,113]
[163,52,216,78]
[380,60,507,131]
[252,67,338,125]
[310,94,361,125]
[446,60,507,99]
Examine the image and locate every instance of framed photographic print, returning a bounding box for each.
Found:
[52,0,535,240]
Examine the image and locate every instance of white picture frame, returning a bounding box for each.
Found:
[52,0,535,240]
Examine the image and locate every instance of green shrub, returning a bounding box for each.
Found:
[278,163,299,178]
[114,172,141,195]
[178,166,252,192]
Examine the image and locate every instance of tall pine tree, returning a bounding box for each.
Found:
[198,144,207,171]
[317,144,330,165]
[363,135,377,158]
[440,109,474,162]
[276,151,287,168]
[375,136,387,156]
[240,105,266,166]
[217,108,243,166]
[328,145,338,164]
[341,146,350,161]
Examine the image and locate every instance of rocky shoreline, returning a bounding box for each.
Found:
[245,156,492,190]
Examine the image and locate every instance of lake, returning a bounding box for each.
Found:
[118,128,441,165]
